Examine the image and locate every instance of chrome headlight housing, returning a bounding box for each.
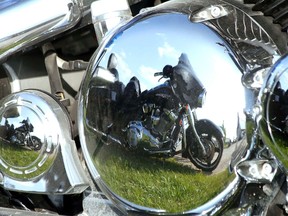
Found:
[78,0,281,214]
[259,55,288,172]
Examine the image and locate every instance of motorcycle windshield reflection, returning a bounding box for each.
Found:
[80,10,249,215]
[172,53,206,108]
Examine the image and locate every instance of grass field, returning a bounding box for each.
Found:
[0,138,53,179]
[94,142,234,212]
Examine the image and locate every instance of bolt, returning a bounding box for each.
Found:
[199,11,208,19]
[211,6,221,18]
[262,163,273,175]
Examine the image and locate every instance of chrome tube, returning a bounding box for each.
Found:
[2,63,20,92]
[0,0,82,63]
[91,0,132,43]
[185,105,207,155]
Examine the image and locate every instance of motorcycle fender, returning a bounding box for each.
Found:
[195,119,224,139]
[182,119,224,158]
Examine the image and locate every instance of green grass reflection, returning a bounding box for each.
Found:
[0,139,53,179]
[260,119,288,169]
[94,142,234,212]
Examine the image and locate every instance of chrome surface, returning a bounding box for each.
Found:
[127,121,160,149]
[190,2,281,73]
[77,0,282,214]
[2,63,20,93]
[0,0,70,39]
[91,0,132,43]
[236,159,278,183]
[190,4,230,22]
[259,54,288,174]
[0,0,81,63]
[0,90,89,194]
[0,0,285,215]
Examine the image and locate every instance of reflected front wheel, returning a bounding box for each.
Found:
[30,136,42,151]
[187,124,223,172]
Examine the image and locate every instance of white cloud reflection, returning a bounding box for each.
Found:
[96,13,247,141]
[158,42,180,60]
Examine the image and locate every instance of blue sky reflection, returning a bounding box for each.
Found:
[99,13,246,140]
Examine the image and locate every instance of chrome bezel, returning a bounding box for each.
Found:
[0,89,89,194]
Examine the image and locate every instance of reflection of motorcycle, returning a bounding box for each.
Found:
[104,53,224,172]
[5,118,41,151]
[1,0,288,215]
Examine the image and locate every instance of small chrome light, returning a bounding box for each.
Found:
[197,89,206,108]
[0,90,89,194]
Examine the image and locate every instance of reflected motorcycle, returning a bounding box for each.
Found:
[99,53,224,172]
[5,118,41,151]
[1,0,288,215]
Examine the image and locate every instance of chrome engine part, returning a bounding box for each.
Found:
[127,121,160,149]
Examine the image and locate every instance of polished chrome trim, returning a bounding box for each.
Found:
[2,63,20,92]
[0,0,81,63]
[91,0,132,42]
[78,95,101,180]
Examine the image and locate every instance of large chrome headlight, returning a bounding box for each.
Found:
[78,0,281,214]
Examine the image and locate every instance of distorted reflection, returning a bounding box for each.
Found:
[4,118,41,151]
[0,104,45,176]
[0,107,42,151]
[88,52,225,172]
[0,90,88,193]
[260,59,288,170]
[83,13,248,212]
